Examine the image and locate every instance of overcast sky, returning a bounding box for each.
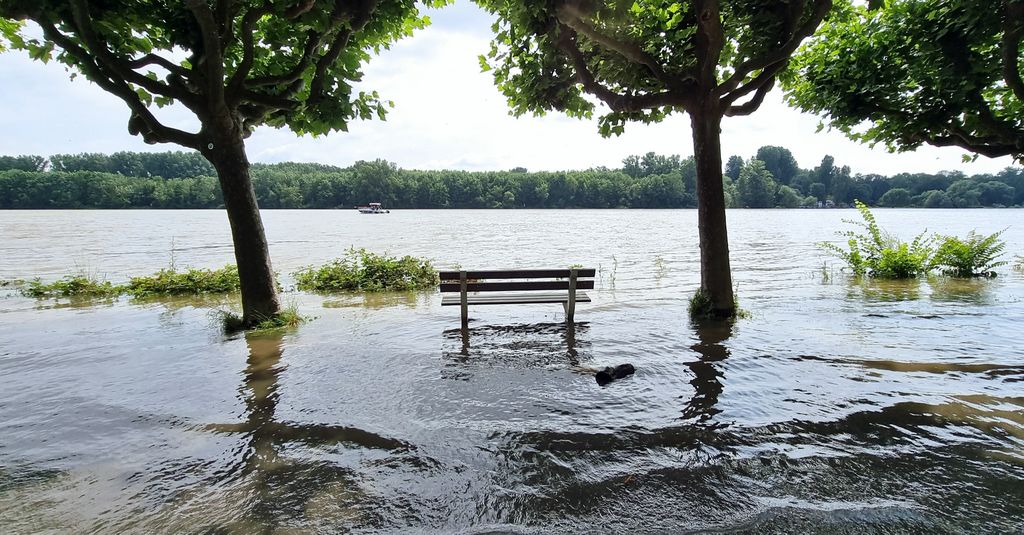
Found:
[0,1,1017,176]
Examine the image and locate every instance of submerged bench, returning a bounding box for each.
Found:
[439,268,595,327]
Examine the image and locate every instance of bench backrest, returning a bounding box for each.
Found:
[438,269,596,293]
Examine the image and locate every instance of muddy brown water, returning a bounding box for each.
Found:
[1,209,1022,533]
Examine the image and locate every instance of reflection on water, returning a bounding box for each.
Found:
[2,209,1024,532]
[322,291,425,309]
[927,276,997,304]
[441,322,590,379]
[682,319,732,423]
[845,278,923,302]
[199,332,410,531]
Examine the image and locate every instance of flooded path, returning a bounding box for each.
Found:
[1,209,1022,532]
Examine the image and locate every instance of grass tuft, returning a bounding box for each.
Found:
[294,248,438,293]
[126,265,241,297]
[688,288,713,319]
[220,304,306,334]
[689,288,748,320]
[21,275,121,298]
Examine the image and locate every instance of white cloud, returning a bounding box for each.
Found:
[0,1,1016,176]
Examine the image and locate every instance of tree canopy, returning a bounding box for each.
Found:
[0,0,439,147]
[784,0,1024,159]
[478,0,833,133]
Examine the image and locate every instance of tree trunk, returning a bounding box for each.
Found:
[690,102,736,317]
[205,131,281,327]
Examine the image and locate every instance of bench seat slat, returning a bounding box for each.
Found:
[441,291,591,306]
[439,280,595,293]
[438,269,596,280]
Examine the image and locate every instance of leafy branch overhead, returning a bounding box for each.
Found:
[477,0,833,136]
[784,0,1024,159]
[0,0,445,149]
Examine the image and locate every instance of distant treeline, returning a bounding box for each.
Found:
[0,148,1021,209]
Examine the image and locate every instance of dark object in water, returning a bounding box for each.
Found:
[596,364,636,386]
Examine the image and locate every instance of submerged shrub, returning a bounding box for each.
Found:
[295,248,438,292]
[220,304,304,333]
[1015,256,1024,271]
[22,275,121,298]
[688,288,748,320]
[126,265,241,297]
[932,230,1008,277]
[821,200,933,279]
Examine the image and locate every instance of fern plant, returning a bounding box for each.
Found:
[931,230,1008,277]
[820,200,933,278]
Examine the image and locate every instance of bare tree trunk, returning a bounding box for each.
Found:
[205,130,281,327]
[690,102,736,317]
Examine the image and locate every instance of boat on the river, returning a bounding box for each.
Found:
[356,202,390,214]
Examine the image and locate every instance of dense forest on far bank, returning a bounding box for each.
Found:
[1,148,1021,210]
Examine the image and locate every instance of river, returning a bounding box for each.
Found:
[1,209,1022,533]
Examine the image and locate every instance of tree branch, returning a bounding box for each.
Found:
[39,20,200,149]
[68,0,197,107]
[694,0,725,87]
[216,0,233,42]
[186,0,227,110]
[916,132,1018,159]
[239,89,301,111]
[724,78,775,116]
[247,30,321,87]
[716,0,832,96]
[721,59,786,108]
[227,4,272,98]
[246,0,353,91]
[124,53,189,77]
[555,4,673,87]
[309,0,378,103]
[285,0,317,19]
[553,25,686,112]
[1002,0,1024,102]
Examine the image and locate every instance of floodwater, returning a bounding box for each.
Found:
[1,209,1022,533]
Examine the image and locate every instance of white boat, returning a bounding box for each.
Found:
[356,202,390,214]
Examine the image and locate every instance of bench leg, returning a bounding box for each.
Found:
[566,268,577,324]
[460,327,470,355]
[460,271,469,330]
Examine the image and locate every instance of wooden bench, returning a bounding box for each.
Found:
[439,268,596,328]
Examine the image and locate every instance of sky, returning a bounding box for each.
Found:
[0,1,1017,176]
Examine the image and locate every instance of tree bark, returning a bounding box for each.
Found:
[204,128,281,327]
[690,101,736,317]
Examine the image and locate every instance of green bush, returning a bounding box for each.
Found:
[688,288,713,318]
[931,230,1007,277]
[220,304,304,333]
[821,200,933,278]
[22,275,121,298]
[1015,256,1024,271]
[125,265,241,297]
[294,248,439,292]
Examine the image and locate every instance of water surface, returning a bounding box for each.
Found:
[1,209,1022,532]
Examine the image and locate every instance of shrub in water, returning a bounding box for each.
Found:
[295,248,438,292]
[125,265,241,297]
[931,230,1007,277]
[821,200,933,279]
[22,275,121,298]
[220,304,304,333]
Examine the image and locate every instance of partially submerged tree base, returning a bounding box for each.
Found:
[689,288,745,320]
[221,305,305,334]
